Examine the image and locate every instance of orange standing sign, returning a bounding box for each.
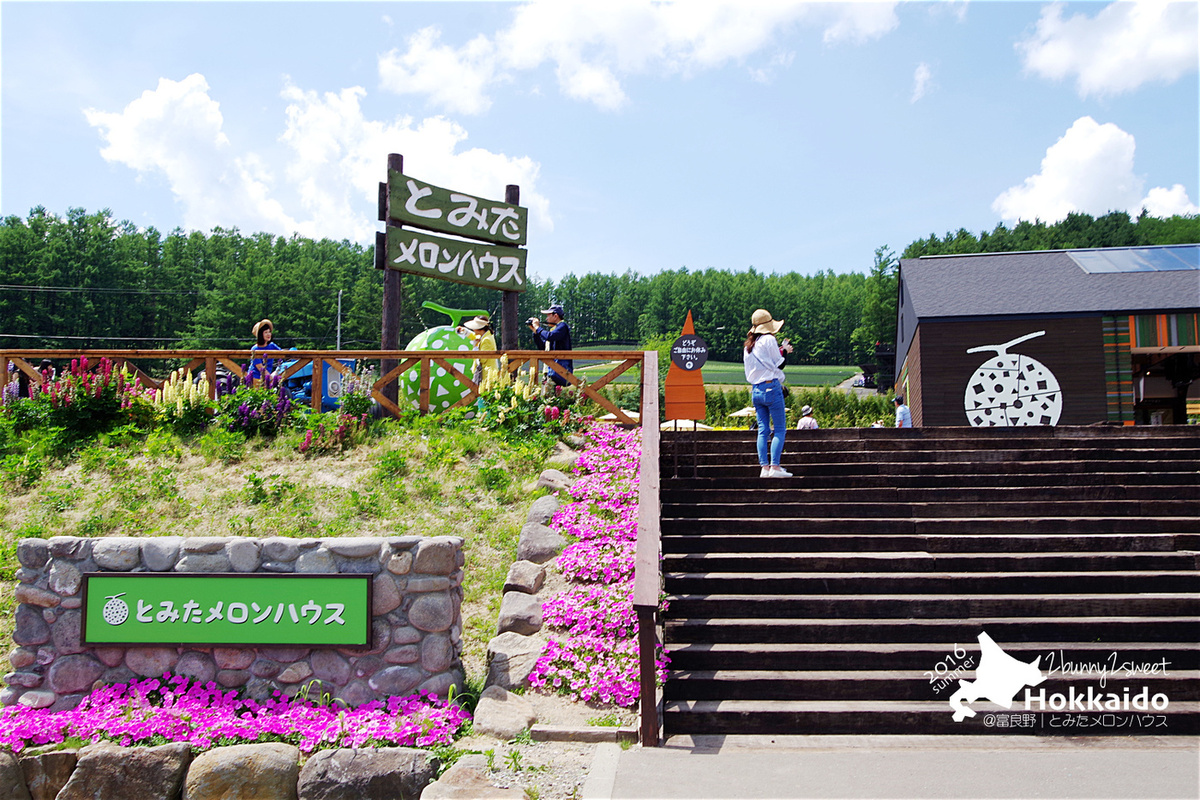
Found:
[664,310,708,422]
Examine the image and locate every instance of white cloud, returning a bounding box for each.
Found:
[84,74,551,243]
[911,62,932,103]
[83,74,299,235]
[819,2,899,44]
[378,27,499,115]
[1017,1,1199,97]
[1141,184,1200,218]
[378,0,899,113]
[992,116,1198,224]
[749,51,796,84]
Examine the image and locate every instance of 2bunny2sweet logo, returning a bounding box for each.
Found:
[964,331,1063,427]
[936,632,1172,726]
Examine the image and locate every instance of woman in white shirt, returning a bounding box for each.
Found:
[743,309,794,478]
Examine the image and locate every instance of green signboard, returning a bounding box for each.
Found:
[387,171,528,247]
[385,227,527,293]
[81,573,372,647]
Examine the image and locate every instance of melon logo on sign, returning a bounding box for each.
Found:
[964,331,1062,427]
[102,593,130,626]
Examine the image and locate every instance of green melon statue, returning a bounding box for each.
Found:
[401,301,487,412]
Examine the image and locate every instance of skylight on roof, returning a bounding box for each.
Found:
[1069,245,1200,274]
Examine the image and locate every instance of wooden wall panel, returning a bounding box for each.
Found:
[897,326,923,426]
[913,317,1107,427]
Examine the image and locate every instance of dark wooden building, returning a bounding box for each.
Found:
[894,245,1200,427]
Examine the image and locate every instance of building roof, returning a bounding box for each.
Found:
[899,245,1200,320]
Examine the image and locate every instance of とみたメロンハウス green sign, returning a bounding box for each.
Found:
[81,573,372,647]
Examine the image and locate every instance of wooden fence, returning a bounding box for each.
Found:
[0,349,646,424]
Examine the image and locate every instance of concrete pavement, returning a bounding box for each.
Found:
[584,735,1200,800]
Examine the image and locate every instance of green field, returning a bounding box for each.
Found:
[573,357,857,387]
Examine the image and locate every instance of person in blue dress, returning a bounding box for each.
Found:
[529,304,574,387]
[248,318,282,383]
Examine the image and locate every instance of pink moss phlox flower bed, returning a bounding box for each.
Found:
[528,424,669,708]
[0,676,468,754]
[542,583,637,638]
[556,539,635,584]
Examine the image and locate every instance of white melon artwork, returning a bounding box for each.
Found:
[964,331,1063,427]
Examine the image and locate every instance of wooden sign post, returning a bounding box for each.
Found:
[664,310,708,422]
[374,154,529,398]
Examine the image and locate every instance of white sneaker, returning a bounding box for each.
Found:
[769,465,793,478]
[759,466,771,478]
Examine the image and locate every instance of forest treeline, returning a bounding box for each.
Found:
[2,206,1197,366]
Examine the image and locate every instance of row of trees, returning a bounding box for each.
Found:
[904,211,1200,258]
[2,207,1195,366]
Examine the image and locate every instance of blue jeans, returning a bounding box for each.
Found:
[752,379,786,466]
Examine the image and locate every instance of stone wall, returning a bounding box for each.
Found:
[4,535,464,711]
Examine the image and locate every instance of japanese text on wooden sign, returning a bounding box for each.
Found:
[386,228,527,292]
[388,172,527,247]
[81,574,372,647]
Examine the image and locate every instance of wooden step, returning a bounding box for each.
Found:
[666,593,1200,620]
[662,670,1200,701]
[664,570,1200,595]
[664,500,1200,519]
[662,551,1200,573]
[662,699,1200,735]
[665,471,1200,490]
[662,616,1200,644]
[661,533,1190,554]
[662,516,1200,535]
[664,642,1200,671]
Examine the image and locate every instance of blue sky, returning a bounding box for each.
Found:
[2,1,1197,283]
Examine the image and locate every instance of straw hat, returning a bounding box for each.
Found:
[749,309,783,335]
[252,319,274,339]
[463,315,491,331]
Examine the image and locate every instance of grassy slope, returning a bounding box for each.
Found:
[0,421,554,681]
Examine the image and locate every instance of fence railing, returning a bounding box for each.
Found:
[0,349,646,424]
[634,351,662,746]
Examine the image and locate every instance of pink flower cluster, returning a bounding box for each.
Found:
[529,424,668,708]
[556,539,635,584]
[542,583,637,638]
[0,676,468,754]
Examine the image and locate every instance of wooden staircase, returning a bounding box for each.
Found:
[658,426,1200,735]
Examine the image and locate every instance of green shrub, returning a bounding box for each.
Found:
[376,450,409,479]
[199,428,246,464]
[215,381,296,437]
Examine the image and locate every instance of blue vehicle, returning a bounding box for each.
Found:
[281,357,356,412]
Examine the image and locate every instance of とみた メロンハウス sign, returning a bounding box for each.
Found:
[81,573,372,647]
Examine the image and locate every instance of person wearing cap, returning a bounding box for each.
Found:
[462,314,497,383]
[743,309,794,478]
[248,319,282,383]
[529,304,574,387]
[796,404,819,430]
[894,395,913,428]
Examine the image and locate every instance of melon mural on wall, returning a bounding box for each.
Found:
[964,331,1063,427]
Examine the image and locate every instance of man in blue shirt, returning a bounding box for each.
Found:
[529,304,574,386]
[894,395,913,428]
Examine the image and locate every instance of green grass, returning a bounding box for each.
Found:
[574,358,857,386]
